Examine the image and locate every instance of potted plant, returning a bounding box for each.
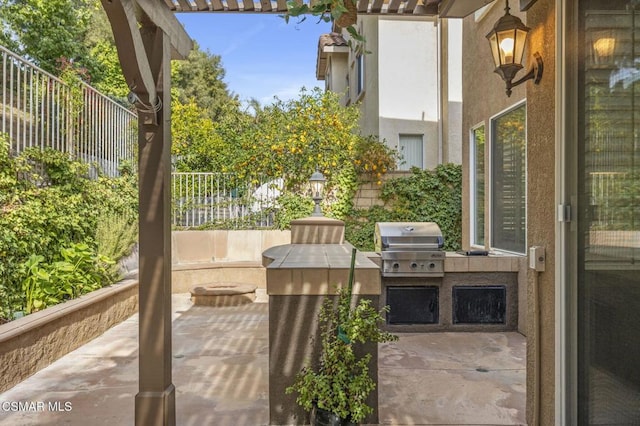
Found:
[286,249,397,425]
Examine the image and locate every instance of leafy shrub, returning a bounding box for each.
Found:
[95,212,138,281]
[0,142,138,321]
[21,243,114,314]
[344,205,400,252]
[352,135,399,185]
[286,280,396,423]
[272,192,314,230]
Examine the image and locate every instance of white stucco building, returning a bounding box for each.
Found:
[316,16,463,169]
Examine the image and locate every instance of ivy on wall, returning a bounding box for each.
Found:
[344,164,462,252]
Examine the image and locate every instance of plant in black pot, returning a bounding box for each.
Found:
[286,249,397,425]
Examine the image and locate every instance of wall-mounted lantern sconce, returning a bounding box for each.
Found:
[309,169,326,217]
[486,0,543,96]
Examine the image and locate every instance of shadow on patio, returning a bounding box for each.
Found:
[0,294,525,426]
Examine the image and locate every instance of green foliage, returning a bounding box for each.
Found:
[83,4,129,98]
[325,166,358,221]
[235,88,364,190]
[18,146,91,188]
[282,0,366,53]
[0,0,94,75]
[344,164,463,252]
[88,39,129,99]
[20,243,113,314]
[171,89,401,231]
[95,212,138,281]
[171,99,227,172]
[352,135,398,184]
[171,43,241,122]
[0,0,130,99]
[58,57,87,119]
[272,192,314,230]
[0,143,137,321]
[344,205,398,252]
[172,88,396,229]
[286,284,397,423]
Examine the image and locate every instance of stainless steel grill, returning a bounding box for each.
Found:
[374,222,445,277]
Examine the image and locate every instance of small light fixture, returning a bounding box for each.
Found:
[309,169,326,217]
[486,0,543,96]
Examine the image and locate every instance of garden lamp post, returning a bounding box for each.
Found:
[310,169,326,217]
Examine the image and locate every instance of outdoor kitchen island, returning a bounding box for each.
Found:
[373,222,526,334]
[370,251,526,333]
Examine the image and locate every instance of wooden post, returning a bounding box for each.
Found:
[134,28,175,426]
[99,1,191,424]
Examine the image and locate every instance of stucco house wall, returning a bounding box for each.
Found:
[461,3,529,337]
[326,54,348,98]
[461,1,557,424]
[461,2,527,253]
[444,19,463,165]
[319,16,462,169]
[524,1,556,425]
[355,16,380,139]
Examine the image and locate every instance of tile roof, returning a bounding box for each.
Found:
[319,32,349,49]
[316,32,350,80]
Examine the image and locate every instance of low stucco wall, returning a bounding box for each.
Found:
[0,279,138,393]
[172,230,291,265]
[171,230,291,291]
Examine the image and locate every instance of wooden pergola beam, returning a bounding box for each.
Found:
[135,0,193,58]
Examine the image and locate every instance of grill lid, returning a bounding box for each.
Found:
[374,222,444,251]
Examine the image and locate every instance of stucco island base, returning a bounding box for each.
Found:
[190,283,257,306]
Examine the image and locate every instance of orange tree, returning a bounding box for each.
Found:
[171,88,397,222]
[234,88,398,221]
[234,88,361,188]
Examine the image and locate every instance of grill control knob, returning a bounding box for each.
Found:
[392,262,400,269]
[410,262,418,269]
[428,262,436,269]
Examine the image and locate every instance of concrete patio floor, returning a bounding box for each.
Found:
[0,292,526,425]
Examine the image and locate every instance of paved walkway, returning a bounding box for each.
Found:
[0,293,526,425]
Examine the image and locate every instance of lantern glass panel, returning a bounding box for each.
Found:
[497,29,516,64]
[513,28,528,65]
[311,180,324,197]
[488,32,501,67]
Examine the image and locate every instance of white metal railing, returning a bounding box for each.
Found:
[0,44,136,177]
[172,173,282,228]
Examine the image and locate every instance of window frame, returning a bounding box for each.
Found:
[397,133,424,170]
[489,100,528,255]
[356,53,364,97]
[470,122,486,248]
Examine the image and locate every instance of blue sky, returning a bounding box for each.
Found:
[176,13,331,107]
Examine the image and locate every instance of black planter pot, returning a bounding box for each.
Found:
[311,405,357,426]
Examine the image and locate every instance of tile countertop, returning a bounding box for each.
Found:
[361,251,525,273]
[263,245,525,274]
[262,244,380,270]
[443,251,525,273]
[262,244,381,296]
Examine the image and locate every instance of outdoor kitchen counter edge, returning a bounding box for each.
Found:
[263,244,381,296]
[443,251,523,273]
